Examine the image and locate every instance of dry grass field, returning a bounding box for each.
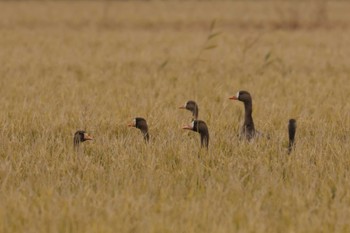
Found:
[0,1,350,232]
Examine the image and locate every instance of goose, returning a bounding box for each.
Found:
[182,120,209,149]
[179,100,199,120]
[229,90,261,141]
[288,119,297,154]
[128,117,149,142]
[74,130,93,149]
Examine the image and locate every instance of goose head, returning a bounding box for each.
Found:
[128,117,149,142]
[182,120,209,149]
[74,130,93,148]
[179,100,199,120]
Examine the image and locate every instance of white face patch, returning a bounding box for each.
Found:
[236,91,240,99]
[191,121,195,129]
[184,102,188,108]
[133,118,136,126]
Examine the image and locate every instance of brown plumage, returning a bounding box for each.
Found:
[73,130,93,149]
[128,117,149,143]
[288,119,297,154]
[179,100,199,120]
[229,90,260,141]
[182,120,209,149]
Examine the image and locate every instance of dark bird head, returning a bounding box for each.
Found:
[288,119,297,154]
[182,120,209,149]
[128,117,149,142]
[229,90,255,134]
[179,100,199,120]
[229,90,252,104]
[74,130,93,148]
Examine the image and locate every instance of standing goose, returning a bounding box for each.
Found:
[128,117,149,143]
[179,100,199,120]
[182,120,209,149]
[288,119,297,154]
[229,90,259,141]
[74,130,93,149]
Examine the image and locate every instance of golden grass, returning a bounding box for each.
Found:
[0,1,350,232]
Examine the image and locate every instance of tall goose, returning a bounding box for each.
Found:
[128,117,149,143]
[179,100,199,120]
[74,130,93,149]
[288,119,297,154]
[182,120,209,149]
[229,90,261,141]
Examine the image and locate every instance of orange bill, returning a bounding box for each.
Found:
[84,133,93,140]
[128,122,136,127]
[182,125,193,130]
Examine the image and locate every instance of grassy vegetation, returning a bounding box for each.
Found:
[0,1,349,232]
